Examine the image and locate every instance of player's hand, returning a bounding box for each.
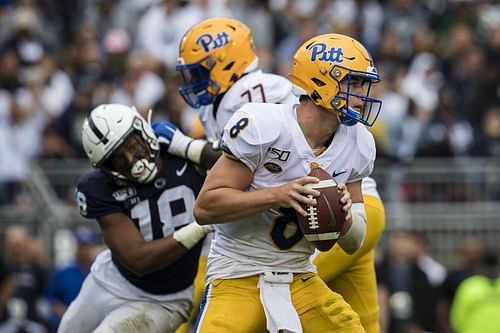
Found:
[152,119,194,159]
[152,119,180,149]
[173,222,214,250]
[271,176,320,217]
[336,183,352,234]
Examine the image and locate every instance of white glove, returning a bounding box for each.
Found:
[173,222,214,250]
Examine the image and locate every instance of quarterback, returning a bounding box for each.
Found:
[58,104,212,333]
[154,17,385,333]
[191,32,381,332]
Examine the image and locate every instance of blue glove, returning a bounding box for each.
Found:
[152,120,178,148]
[152,119,207,164]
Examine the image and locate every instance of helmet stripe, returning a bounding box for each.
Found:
[87,115,109,144]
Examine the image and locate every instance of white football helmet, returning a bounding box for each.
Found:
[82,104,160,183]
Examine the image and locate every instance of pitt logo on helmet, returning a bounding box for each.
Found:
[196,32,230,53]
[308,43,344,63]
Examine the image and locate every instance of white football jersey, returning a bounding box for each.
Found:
[205,103,376,282]
[198,69,379,197]
[198,70,297,142]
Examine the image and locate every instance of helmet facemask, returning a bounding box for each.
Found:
[101,131,158,184]
[177,56,219,108]
[329,65,382,127]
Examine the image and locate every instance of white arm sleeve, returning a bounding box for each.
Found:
[337,202,366,254]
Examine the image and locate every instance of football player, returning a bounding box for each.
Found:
[191,32,383,332]
[154,17,385,333]
[58,104,213,333]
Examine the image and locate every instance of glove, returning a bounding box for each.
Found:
[152,119,206,164]
[173,222,214,249]
[152,119,182,149]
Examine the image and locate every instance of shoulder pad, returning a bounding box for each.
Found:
[221,103,289,170]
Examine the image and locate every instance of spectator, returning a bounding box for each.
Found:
[1,225,48,331]
[436,236,489,333]
[376,230,436,333]
[134,0,208,71]
[0,6,54,66]
[108,52,165,116]
[44,227,99,332]
[413,232,447,289]
[471,105,500,157]
[450,251,500,333]
[0,251,15,324]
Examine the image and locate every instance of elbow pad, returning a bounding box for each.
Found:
[337,203,366,254]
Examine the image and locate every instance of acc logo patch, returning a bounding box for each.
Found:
[112,187,137,201]
[264,162,282,173]
[308,42,344,63]
[197,32,230,53]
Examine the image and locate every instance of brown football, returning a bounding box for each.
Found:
[297,164,345,251]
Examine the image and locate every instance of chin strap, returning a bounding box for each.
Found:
[338,108,358,126]
[130,158,158,183]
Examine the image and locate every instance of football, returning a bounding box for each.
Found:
[297,163,345,251]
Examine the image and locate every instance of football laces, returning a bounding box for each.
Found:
[306,194,319,229]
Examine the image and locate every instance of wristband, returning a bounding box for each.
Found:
[168,131,193,158]
[337,203,366,254]
[186,139,206,165]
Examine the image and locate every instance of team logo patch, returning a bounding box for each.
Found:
[197,32,229,53]
[264,162,282,173]
[154,178,166,188]
[308,42,344,63]
[113,187,137,201]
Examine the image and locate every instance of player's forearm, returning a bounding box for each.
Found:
[117,237,188,276]
[199,143,222,170]
[195,187,277,225]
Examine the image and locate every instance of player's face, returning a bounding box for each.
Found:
[340,76,369,112]
[105,133,151,178]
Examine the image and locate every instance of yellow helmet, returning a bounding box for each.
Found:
[177,17,258,108]
[289,33,382,126]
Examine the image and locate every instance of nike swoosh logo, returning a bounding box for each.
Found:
[301,275,314,283]
[323,193,337,227]
[331,170,347,178]
[176,162,188,177]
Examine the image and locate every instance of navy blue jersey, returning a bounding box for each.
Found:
[75,151,205,294]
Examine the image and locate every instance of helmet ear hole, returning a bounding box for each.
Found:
[223,62,235,71]
[311,91,322,103]
[311,78,326,87]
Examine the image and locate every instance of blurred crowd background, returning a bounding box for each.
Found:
[0,0,499,332]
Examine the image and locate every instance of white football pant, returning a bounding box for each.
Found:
[58,275,189,333]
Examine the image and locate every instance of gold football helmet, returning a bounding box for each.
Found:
[289,33,382,126]
[177,17,258,108]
